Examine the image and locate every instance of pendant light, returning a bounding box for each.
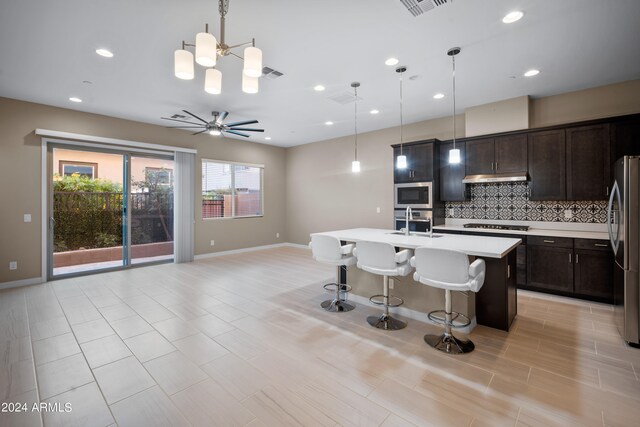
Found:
[204,68,222,94]
[174,44,194,80]
[448,47,461,164]
[351,82,361,173]
[395,66,407,169]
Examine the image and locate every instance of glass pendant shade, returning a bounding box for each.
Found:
[352,160,361,173]
[243,47,263,77]
[174,49,194,80]
[195,32,217,67]
[242,74,259,94]
[449,148,461,164]
[204,68,222,94]
[396,155,407,169]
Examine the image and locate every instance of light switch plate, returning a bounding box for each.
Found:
[9,261,17,270]
[564,210,572,219]
[24,214,32,223]
[376,207,381,214]
[210,240,215,246]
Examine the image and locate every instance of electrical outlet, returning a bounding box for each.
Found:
[9,261,17,270]
[210,240,215,246]
[449,208,455,216]
[564,209,573,219]
[276,233,280,238]
[376,207,381,214]
[389,278,394,289]
[24,214,32,223]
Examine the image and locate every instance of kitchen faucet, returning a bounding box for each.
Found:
[405,206,412,236]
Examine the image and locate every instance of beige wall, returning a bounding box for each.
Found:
[465,95,530,137]
[285,79,640,245]
[0,97,286,284]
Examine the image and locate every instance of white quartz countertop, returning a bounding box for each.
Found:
[312,228,521,259]
[433,224,609,240]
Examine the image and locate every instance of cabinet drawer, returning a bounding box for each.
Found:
[574,238,610,252]
[528,236,573,248]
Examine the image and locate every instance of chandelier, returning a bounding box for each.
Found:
[174,0,263,94]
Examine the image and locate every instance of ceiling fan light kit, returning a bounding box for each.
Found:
[174,0,263,94]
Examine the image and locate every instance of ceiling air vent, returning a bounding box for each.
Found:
[328,91,363,105]
[262,66,284,80]
[399,0,449,17]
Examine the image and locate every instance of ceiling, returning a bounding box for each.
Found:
[1,0,639,147]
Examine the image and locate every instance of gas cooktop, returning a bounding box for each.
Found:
[463,223,530,231]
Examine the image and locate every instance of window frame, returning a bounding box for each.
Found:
[59,160,99,178]
[201,158,264,220]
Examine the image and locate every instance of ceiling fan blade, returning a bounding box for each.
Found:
[224,130,250,138]
[183,110,209,124]
[225,119,258,127]
[218,111,229,122]
[228,128,264,132]
[192,129,209,136]
[161,117,202,125]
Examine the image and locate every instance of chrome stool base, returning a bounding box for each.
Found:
[424,333,475,354]
[367,314,407,330]
[321,299,355,312]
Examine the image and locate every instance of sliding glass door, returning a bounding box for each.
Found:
[49,144,174,279]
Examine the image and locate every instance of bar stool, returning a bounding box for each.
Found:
[410,247,485,354]
[309,234,356,312]
[353,241,412,330]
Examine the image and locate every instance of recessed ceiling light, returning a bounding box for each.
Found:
[69,97,82,103]
[502,11,524,24]
[369,109,379,115]
[95,48,114,58]
[433,93,445,99]
[325,121,334,126]
[385,58,399,66]
[265,136,272,140]
[524,69,540,77]
[313,84,325,92]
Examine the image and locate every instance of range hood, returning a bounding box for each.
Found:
[462,172,529,184]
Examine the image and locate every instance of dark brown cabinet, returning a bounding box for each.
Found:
[393,143,434,183]
[465,138,494,175]
[528,129,566,200]
[527,238,574,292]
[439,141,467,201]
[566,124,610,200]
[465,134,527,176]
[525,237,613,302]
[612,116,640,159]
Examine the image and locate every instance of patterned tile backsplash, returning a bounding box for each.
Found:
[444,182,607,223]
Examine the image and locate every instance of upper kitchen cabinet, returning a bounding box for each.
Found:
[393,141,435,183]
[439,141,467,201]
[528,129,566,200]
[466,134,527,175]
[566,124,610,200]
[611,114,640,159]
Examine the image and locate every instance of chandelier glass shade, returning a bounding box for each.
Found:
[174,49,194,80]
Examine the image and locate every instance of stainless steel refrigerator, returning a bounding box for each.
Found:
[608,156,640,346]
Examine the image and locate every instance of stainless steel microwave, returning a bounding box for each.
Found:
[394,182,433,209]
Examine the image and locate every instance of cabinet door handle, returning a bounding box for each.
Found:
[507,265,511,278]
[491,162,494,171]
[543,239,555,244]
[569,253,572,263]
[576,253,579,263]
[594,243,608,247]
[606,186,609,196]
[495,162,499,171]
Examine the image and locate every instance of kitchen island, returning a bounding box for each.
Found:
[311,228,521,331]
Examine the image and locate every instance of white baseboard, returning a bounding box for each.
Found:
[346,293,477,334]
[0,277,44,290]
[194,242,308,260]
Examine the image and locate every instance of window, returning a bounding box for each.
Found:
[59,161,98,178]
[202,159,263,219]
[145,167,173,186]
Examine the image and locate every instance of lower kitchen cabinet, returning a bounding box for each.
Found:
[527,244,574,292]
[525,237,613,302]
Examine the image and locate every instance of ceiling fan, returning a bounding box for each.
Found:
[161,110,264,137]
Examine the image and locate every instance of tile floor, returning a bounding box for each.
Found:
[0,246,638,426]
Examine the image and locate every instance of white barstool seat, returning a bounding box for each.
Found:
[410,247,485,354]
[309,235,357,312]
[354,241,413,330]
